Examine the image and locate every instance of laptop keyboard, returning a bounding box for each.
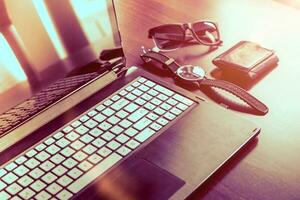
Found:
[0,77,195,200]
[0,72,99,137]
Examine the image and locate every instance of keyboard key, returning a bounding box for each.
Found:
[0,181,7,190]
[167,98,178,106]
[57,175,73,187]
[138,77,147,83]
[154,85,174,96]
[87,154,103,164]
[29,168,45,179]
[70,140,85,150]
[132,89,143,96]
[160,102,172,110]
[17,175,33,187]
[164,112,176,120]
[153,107,166,115]
[84,119,98,129]
[52,165,67,176]
[78,161,93,172]
[46,182,62,195]
[67,168,83,179]
[157,93,168,101]
[56,189,73,200]
[150,123,162,131]
[117,146,132,157]
[145,80,156,87]
[35,191,51,200]
[125,93,137,101]
[144,102,156,110]
[46,144,61,155]
[107,116,121,125]
[173,94,194,106]
[124,127,138,137]
[96,104,106,112]
[82,144,97,155]
[0,169,7,178]
[116,110,129,118]
[73,151,88,162]
[101,132,115,141]
[6,182,22,195]
[110,125,124,135]
[56,138,70,148]
[132,81,141,87]
[60,147,75,157]
[125,85,134,92]
[35,143,47,152]
[147,113,159,121]
[50,154,65,165]
[80,134,94,144]
[19,188,36,199]
[141,93,152,101]
[67,153,122,193]
[45,137,56,146]
[170,107,182,116]
[147,89,158,96]
[13,165,29,176]
[99,121,112,131]
[87,109,98,117]
[151,98,162,106]
[157,117,169,126]
[111,95,121,102]
[89,128,103,137]
[97,147,112,157]
[135,128,156,143]
[104,99,113,106]
[124,103,139,113]
[119,119,132,129]
[0,191,11,199]
[62,126,73,133]
[26,149,37,158]
[92,138,106,148]
[176,103,188,111]
[135,98,146,106]
[79,115,89,122]
[62,158,78,169]
[41,172,57,184]
[133,118,152,131]
[15,156,27,165]
[128,108,148,122]
[40,160,55,171]
[71,120,81,128]
[66,131,80,141]
[116,134,130,144]
[107,141,121,150]
[119,90,127,96]
[30,180,46,192]
[25,158,40,169]
[93,113,106,123]
[102,108,115,117]
[75,125,89,135]
[111,98,129,111]
[5,162,17,171]
[126,139,140,150]
[53,131,64,140]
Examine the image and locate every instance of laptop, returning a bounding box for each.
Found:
[0,0,260,199]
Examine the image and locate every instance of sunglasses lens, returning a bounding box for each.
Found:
[192,22,220,45]
[152,25,184,50]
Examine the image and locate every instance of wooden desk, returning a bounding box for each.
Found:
[114,0,300,199]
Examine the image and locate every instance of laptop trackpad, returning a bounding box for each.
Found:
[96,159,185,200]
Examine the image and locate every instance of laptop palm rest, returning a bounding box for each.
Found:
[86,159,185,200]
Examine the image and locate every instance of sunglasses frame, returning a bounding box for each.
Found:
[148,21,222,51]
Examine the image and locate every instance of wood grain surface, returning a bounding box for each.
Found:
[114,0,300,199]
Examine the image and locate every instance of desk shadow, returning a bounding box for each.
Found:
[186,138,258,200]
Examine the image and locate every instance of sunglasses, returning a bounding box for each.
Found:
[148,21,222,51]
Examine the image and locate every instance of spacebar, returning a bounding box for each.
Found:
[68,153,122,193]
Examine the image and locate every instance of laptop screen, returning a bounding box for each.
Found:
[0,0,121,114]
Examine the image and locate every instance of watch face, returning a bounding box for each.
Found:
[177,65,205,81]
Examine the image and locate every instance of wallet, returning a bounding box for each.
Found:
[212,41,279,79]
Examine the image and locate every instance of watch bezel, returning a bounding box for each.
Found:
[176,65,205,82]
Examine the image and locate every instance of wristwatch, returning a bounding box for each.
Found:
[140,49,269,115]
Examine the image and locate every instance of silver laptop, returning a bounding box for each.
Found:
[0,0,259,199]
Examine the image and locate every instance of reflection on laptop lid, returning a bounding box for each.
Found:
[0,0,123,150]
